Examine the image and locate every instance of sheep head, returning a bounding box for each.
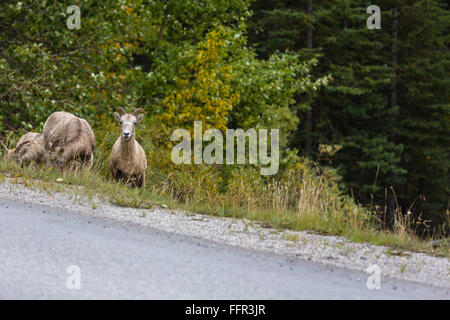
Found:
[114,107,145,141]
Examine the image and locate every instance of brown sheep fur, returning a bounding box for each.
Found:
[109,107,147,188]
[43,111,96,170]
[2,132,46,165]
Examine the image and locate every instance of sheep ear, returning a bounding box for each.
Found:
[136,113,145,123]
[116,107,126,115]
[133,109,145,123]
[114,112,122,122]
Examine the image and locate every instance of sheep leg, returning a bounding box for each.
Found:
[112,168,128,184]
[134,173,145,188]
[85,154,94,170]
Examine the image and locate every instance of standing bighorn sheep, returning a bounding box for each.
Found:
[43,111,96,170]
[109,107,147,187]
[2,132,46,165]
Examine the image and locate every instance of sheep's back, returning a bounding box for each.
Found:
[16,132,41,148]
[43,111,95,162]
[43,111,74,151]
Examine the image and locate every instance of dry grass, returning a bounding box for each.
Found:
[0,152,448,258]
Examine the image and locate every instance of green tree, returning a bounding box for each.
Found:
[247,0,449,233]
[248,0,405,206]
[0,0,326,184]
[394,0,450,231]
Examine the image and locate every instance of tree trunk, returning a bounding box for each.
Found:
[389,7,398,135]
[305,0,313,154]
[387,7,399,228]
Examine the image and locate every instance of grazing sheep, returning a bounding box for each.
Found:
[43,111,96,170]
[109,107,147,187]
[2,132,46,165]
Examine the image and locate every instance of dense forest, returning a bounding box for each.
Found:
[246,0,449,233]
[0,0,448,237]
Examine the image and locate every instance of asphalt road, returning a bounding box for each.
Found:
[0,197,448,299]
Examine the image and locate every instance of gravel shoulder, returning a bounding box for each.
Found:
[0,178,449,289]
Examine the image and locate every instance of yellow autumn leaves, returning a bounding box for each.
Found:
[159,28,240,140]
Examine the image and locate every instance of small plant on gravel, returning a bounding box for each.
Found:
[282,233,300,243]
[400,264,407,273]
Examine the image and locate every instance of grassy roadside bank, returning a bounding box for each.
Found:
[0,158,448,258]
